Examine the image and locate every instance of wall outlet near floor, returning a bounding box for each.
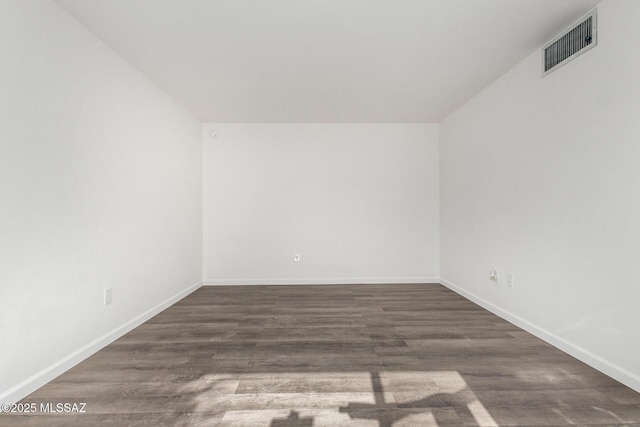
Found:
[104,288,112,305]
[294,253,301,262]
[506,273,514,287]
[489,269,498,282]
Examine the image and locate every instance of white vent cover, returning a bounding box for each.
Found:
[542,9,597,77]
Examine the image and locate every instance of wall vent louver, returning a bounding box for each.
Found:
[542,9,597,77]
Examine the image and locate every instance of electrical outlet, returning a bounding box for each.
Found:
[104,288,112,305]
[506,273,514,288]
[294,253,301,262]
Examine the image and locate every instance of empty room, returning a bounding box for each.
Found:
[1,0,640,425]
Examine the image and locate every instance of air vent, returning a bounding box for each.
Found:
[542,9,597,76]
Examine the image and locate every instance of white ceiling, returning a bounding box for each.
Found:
[54,0,600,122]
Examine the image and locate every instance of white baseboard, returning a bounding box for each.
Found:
[0,280,203,404]
[440,277,640,393]
[204,277,440,286]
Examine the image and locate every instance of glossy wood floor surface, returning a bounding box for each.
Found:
[3,284,640,426]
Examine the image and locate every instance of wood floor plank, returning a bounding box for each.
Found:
[2,284,639,426]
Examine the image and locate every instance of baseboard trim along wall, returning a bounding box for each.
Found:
[204,277,440,286]
[1,281,203,404]
[439,278,640,393]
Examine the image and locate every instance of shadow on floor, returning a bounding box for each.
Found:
[338,371,478,427]
[270,410,313,427]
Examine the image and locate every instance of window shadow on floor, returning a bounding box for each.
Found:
[270,410,314,427]
[338,371,478,427]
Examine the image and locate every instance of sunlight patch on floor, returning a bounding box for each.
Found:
[179,371,497,426]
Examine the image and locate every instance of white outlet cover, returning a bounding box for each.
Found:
[506,273,514,287]
[104,288,112,305]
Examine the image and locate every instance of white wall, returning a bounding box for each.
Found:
[440,0,640,391]
[0,0,202,401]
[203,123,439,285]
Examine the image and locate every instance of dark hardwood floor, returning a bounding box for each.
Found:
[3,284,640,426]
